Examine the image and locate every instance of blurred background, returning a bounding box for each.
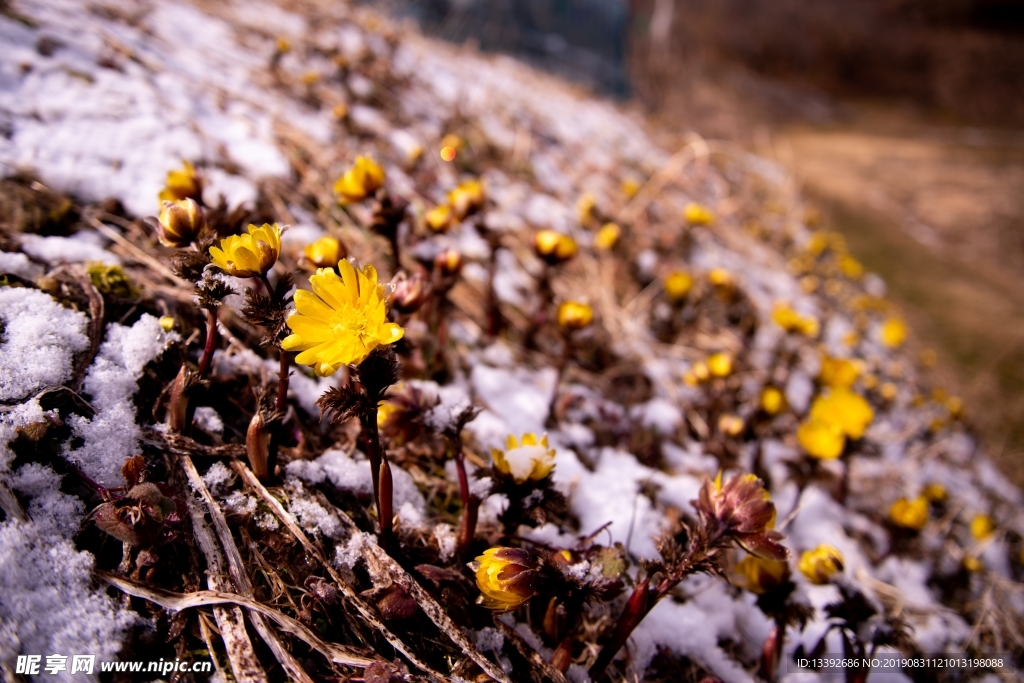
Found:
[373,0,1024,481]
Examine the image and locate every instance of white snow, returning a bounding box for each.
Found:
[0,287,89,401]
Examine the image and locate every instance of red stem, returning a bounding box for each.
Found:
[196,308,218,378]
[454,443,478,557]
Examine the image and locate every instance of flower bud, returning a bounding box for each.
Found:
[246,412,271,481]
[889,496,928,531]
[159,161,202,203]
[594,222,621,250]
[168,365,195,434]
[970,514,995,540]
[707,352,733,378]
[303,236,345,269]
[158,198,206,248]
[434,249,463,276]
[534,230,577,265]
[389,272,430,315]
[577,193,596,225]
[334,155,386,203]
[798,544,844,584]
[474,547,545,611]
[664,270,693,304]
[684,202,714,225]
[718,414,744,437]
[557,301,593,331]
[424,204,452,232]
[733,554,789,594]
[447,178,485,220]
[760,387,786,415]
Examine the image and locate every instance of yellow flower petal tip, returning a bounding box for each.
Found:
[283,261,404,373]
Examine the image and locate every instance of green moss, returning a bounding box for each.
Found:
[86,261,137,298]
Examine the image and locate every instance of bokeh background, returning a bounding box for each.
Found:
[376,0,1024,482]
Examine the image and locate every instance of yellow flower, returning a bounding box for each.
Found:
[772,304,820,338]
[447,178,485,220]
[684,360,710,386]
[733,554,789,594]
[474,547,543,611]
[334,155,385,203]
[621,178,641,198]
[492,433,555,483]
[434,249,464,276]
[303,236,344,269]
[534,230,577,264]
[707,268,732,287]
[970,514,995,540]
[707,352,733,378]
[557,301,593,330]
[797,417,845,460]
[594,222,621,250]
[889,496,928,530]
[158,316,175,332]
[798,545,844,584]
[760,387,786,415]
[819,356,862,389]
[424,204,453,232]
[684,202,714,225]
[922,482,946,503]
[664,271,693,304]
[880,318,907,348]
[282,260,404,375]
[809,388,874,440]
[158,161,201,203]
[718,414,744,437]
[209,223,282,278]
[157,198,205,248]
[275,37,291,53]
[577,193,597,225]
[840,256,864,279]
[377,401,400,430]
